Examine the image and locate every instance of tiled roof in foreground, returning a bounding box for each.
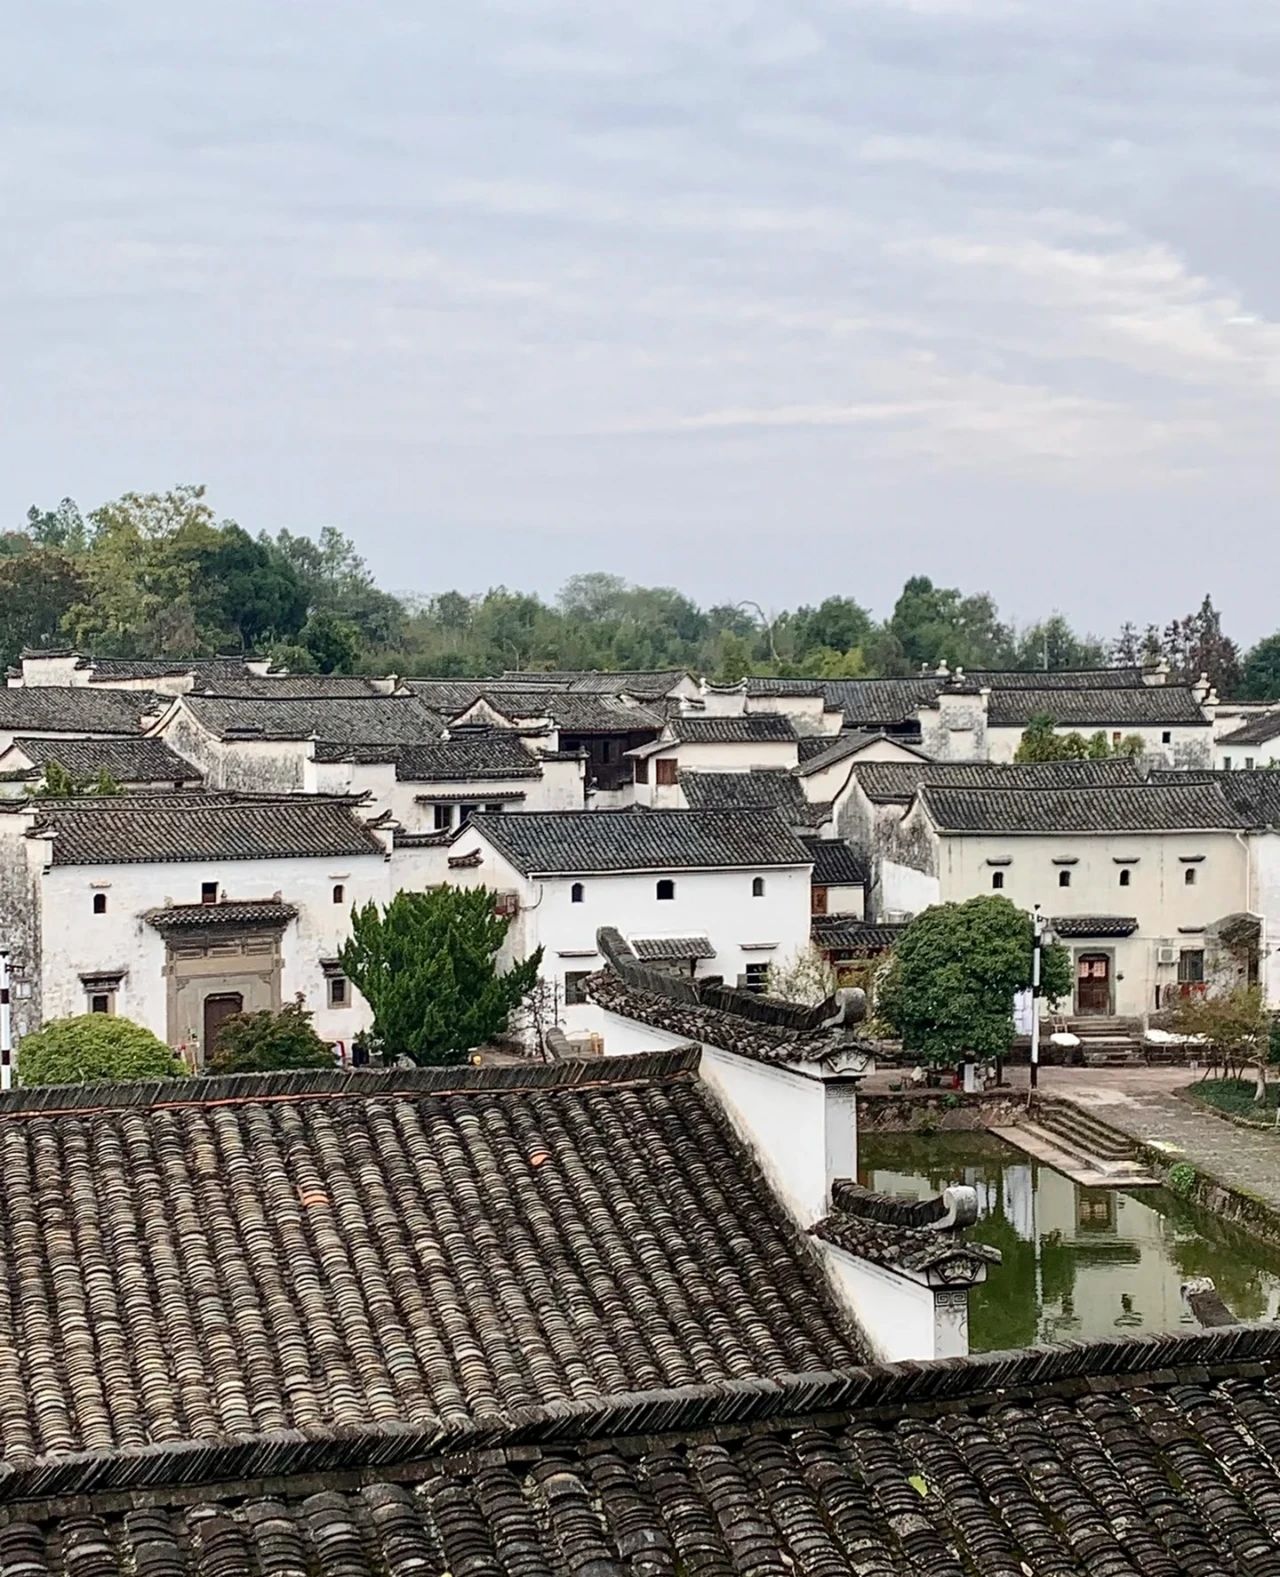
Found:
[0,1051,856,1472]
[850,756,1144,803]
[8,735,202,782]
[8,1326,1280,1572]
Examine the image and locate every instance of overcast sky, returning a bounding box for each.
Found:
[3,2,1278,641]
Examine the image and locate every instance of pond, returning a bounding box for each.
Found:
[858,1132,1280,1352]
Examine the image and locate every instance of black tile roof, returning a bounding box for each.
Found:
[679,768,826,825]
[82,656,250,682]
[1218,709,1280,746]
[0,1052,856,1471]
[500,668,693,698]
[801,837,868,885]
[180,693,444,744]
[404,678,494,711]
[920,780,1247,833]
[193,674,396,698]
[395,729,542,781]
[630,933,715,960]
[1216,769,1280,826]
[8,735,202,782]
[968,663,1149,688]
[144,898,299,930]
[850,756,1145,803]
[468,808,814,874]
[817,677,942,724]
[1052,914,1140,937]
[12,1327,1280,1573]
[812,917,907,952]
[0,688,166,734]
[34,796,388,865]
[670,714,797,744]
[987,684,1208,727]
[460,690,666,733]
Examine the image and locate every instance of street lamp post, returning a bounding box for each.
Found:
[1029,905,1044,1096]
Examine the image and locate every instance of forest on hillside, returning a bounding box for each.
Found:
[9,485,1279,701]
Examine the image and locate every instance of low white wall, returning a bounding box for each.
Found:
[819,1243,943,1363]
[880,860,940,920]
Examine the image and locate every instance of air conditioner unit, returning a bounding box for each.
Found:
[1157,946,1178,965]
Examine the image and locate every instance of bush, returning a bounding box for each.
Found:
[207,996,336,1074]
[18,1015,184,1087]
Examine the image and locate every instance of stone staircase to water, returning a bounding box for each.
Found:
[994,1098,1159,1187]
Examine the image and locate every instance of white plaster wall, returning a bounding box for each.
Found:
[818,1244,939,1362]
[936,829,1247,1017]
[698,1045,832,1226]
[1216,739,1280,770]
[444,824,812,1034]
[820,881,865,918]
[1253,831,1280,1010]
[649,738,802,777]
[880,860,941,920]
[36,852,388,1047]
[745,695,840,735]
[160,708,311,792]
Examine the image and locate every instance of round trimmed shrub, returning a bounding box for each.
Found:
[17,1015,185,1087]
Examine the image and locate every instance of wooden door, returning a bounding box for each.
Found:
[203,992,244,1058]
[1075,954,1111,1015]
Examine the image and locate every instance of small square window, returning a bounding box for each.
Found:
[327,974,349,1008]
[458,803,478,825]
[201,881,218,905]
[92,892,107,915]
[571,882,585,904]
[1246,757,1256,770]
[751,877,765,898]
[433,804,453,831]
[1185,866,1198,886]
[89,993,111,1015]
[564,971,591,1005]
[1119,868,1131,888]
[656,878,676,901]
[1058,869,1071,888]
[332,884,344,905]
[743,963,770,993]
[655,758,678,787]
[1161,731,1172,745]
[485,803,505,815]
[991,870,1005,890]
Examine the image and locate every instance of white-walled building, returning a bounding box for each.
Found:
[630,715,801,806]
[886,779,1253,1019]
[1,792,392,1063]
[442,808,815,1037]
[0,687,167,754]
[1215,709,1280,771]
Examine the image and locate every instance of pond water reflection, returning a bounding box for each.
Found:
[858,1132,1280,1352]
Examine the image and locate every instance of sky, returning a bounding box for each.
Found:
[3,2,1279,643]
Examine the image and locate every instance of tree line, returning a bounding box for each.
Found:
[9,484,1278,698]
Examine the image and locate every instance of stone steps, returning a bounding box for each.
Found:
[1036,1101,1139,1162]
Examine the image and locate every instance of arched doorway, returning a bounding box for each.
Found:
[203,992,243,1058]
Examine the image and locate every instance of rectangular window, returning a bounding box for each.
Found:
[1111,731,1122,746]
[811,885,828,915]
[433,804,453,831]
[633,757,649,784]
[655,757,678,787]
[88,992,113,1015]
[457,803,478,825]
[1178,949,1205,984]
[1246,757,1256,769]
[200,881,218,905]
[327,974,349,1008]
[1224,756,1233,770]
[742,963,770,993]
[1162,731,1172,745]
[564,971,591,1005]
[485,803,505,815]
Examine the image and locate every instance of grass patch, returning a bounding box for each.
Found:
[1187,1078,1280,1122]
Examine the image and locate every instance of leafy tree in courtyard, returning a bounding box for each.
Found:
[299,610,361,674]
[0,551,87,667]
[18,1015,185,1086]
[339,886,543,1064]
[207,996,336,1073]
[876,896,1071,1066]
[1172,985,1270,1099]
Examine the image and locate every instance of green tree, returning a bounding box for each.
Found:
[1014,714,1088,761]
[190,525,308,649]
[0,550,87,666]
[26,497,87,552]
[1241,634,1280,703]
[18,1015,185,1086]
[1173,985,1269,1097]
[339,886,543,1063]
[299,610,361,674]
[876,896,1071,1065]
[207,996,336,1073]
[1011,613,1106,672]
[1160,595,1241,697]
